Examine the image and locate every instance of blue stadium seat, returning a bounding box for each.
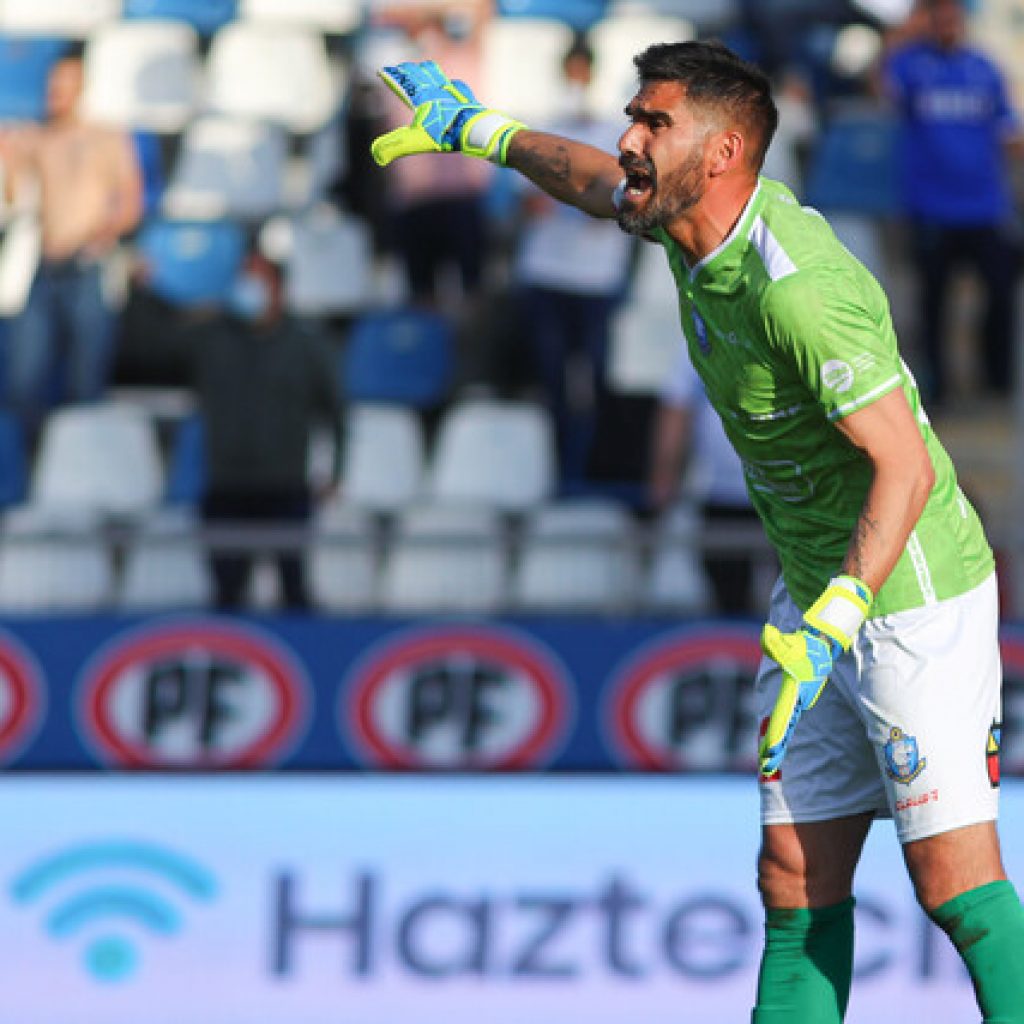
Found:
[123,0,237,35]
[165,412,207,506]
[342,308,455,409]
[0,410,28,509]
[804,111,900,217]
[496,0,607,30]
[136,218,246,307]
[0,36,68,121]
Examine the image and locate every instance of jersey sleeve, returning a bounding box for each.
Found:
[763,267,905,422]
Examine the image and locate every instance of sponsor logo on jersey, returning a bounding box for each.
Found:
[691,308,711,355]
[884,725,927,784]
[0,632,44,765]
[821,359,855,393]
[77,620,311,769]
[987,721,1001,788]
[605,625,762,771]
[342,626,572,769]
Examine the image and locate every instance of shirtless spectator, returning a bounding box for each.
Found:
[0,55,143,431]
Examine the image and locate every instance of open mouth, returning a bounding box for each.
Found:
[621,160,656,203]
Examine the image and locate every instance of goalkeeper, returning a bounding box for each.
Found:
[371,42,1024,1021]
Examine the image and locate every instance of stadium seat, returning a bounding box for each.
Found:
[641,502,713,614]
[204,22,341,133]
[804,110,900,217]
[82,20,200,132]
[0,0,119,39]
[0,411,28,509]
[31,403,165,515]
[425,399,556,513]
[589,12,694,119]
[135,218,246,306]
[307,499,378,612]
[118,508,215,610]
[341,403,425,513]
[0,36,68,121]
[510,498,639,612]
[0,505,114,612]
[164,412,207,506]
[481,17,574,123]
[495,0,607,29]
[343,307,455,409]
[379,503,507,613]
[283,207,374,316]
[161,116,287,220]
[123,0,238,36]
[238,0,362,33]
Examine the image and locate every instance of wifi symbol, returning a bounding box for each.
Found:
[10,840,217,983]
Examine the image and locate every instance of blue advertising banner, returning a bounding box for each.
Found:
[1,613,1024,773]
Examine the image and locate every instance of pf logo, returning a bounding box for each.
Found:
[0,632,44,765]
[343,626,572,769]
[997,626,1024,775]
[606,625,762,771]
[78,621,310,769]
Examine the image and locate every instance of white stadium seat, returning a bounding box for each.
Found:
[342,404,425,513]
[0,506,114,612]
[510,499,640,613]
[162,116,287,220]
[379,503,507,613]
[283,206,374,316]
[82,20,201,132]
[204,22,342,133]
[425,399,556,513]
[481,17,574,123]
[589,12,694,120]
[31,403,164,516]
[119,508,215,610]
[239,0,362,33]
[0,0,120,38]
[307,500,378,612]
[641,502,713,614]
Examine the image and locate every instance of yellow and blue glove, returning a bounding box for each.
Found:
[759,575,872,778]
[371,60,525,168]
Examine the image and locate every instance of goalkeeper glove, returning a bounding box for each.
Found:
[759,575,873,778]
[371,60,525,167]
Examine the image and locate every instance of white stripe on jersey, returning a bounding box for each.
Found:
[827,373,903,421]
[747,216,798,282]
[906,529,938,605]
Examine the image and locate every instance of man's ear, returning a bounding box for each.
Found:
[708,129,745,177]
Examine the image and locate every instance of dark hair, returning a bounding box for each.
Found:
[633,40,778,171]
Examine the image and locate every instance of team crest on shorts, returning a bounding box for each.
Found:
[884,726,927,784]
[987,721,1001,789]
[691,309,711,355]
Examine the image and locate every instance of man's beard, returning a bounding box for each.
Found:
[616,149,705,235]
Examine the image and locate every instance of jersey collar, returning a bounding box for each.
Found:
[687,179,765,285]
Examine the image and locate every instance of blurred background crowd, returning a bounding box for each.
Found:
[0,0,1022,620]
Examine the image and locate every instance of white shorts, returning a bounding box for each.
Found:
[757,573,1002,845]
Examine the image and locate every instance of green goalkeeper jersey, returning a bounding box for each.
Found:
[654,177,993,617]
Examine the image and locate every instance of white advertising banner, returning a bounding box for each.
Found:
[1,776,1021,1024]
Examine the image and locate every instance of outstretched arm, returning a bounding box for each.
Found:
[505,130,622,219]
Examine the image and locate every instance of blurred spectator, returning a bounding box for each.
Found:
[139,245,343,611]
[378,4,494,311]
[0,55,143,431]
[880,0,1024,406]
[761,67,817,197]
[511,37,636,484]
[648,341,760,616]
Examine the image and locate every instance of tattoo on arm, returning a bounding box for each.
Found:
[513,139,572,190]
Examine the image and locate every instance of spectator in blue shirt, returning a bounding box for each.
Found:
[882,0,1024,406]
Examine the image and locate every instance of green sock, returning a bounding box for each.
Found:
[930,880,1024,1024]
[751,898,854,1024]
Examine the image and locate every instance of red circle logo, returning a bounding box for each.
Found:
[0,632,44,765]
[343,626,572,769]
[78,620,310,768]
[606,625,763,771]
